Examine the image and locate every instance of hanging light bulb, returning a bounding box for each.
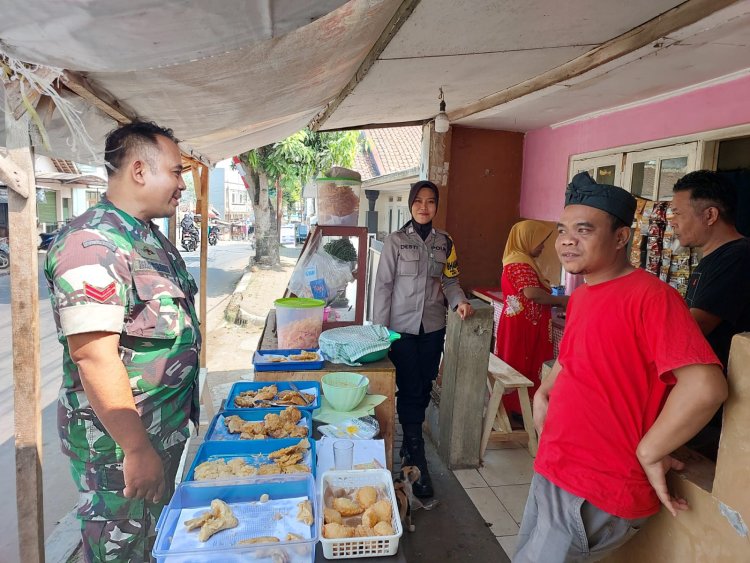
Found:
[434,87,450,133]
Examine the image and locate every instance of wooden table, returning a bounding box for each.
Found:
[257,312,397,469]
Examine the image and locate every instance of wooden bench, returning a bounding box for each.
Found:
[480,354,538,459]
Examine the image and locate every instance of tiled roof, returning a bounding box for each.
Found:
[51,158,79,174]
[352,126,422,181]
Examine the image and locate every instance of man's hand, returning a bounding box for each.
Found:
[532,391,549,436]
[123,445,165,503]
[456,302,474,320]
[638,454,688,517]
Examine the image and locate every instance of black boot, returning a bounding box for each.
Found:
[402,423,434,498]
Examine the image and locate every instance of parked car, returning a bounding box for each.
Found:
[296,223,309,245]
[279,224,295,245]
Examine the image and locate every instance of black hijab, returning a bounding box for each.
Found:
[408,180,440,240]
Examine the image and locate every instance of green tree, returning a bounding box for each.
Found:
[236,129,359,265]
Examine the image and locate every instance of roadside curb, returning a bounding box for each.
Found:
[224,267,258,326]
[44,508,80,563]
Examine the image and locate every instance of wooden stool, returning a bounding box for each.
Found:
[480,354,538,459]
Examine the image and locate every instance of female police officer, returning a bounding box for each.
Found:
[374,180,473,497]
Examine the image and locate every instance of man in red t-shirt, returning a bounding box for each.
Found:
[513,172,727,563]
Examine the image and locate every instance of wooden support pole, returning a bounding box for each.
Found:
[5,146,45,562]
[168,214,177,245]
[198,165,209,369]
[438,299,492,469]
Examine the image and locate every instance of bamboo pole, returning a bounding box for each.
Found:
[198,165,209,368]
[5,145,45,562]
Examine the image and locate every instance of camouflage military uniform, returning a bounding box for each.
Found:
[45,196,201,562]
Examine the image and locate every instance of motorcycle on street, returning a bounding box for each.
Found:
[208,225,219,246]
[181,228,199,252]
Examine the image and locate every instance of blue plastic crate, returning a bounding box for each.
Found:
[205,409,313,441]
[185,437,316,481]
[253,348,325,371]
[224,381,321,412]
[153,473,317,562]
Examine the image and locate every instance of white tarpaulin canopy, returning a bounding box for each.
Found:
[1,0,749,165]
[1,0,401,163]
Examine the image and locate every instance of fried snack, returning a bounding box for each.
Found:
[356,486,378,509]
[286,533,304,541]
[274,452,303,466]
[184,499,238,542]
[282,463,310,474]
[374,521,395,536]
[264,413,283,432]
[286,425,308,438]
[258,463,283,475]
[237,536,280,545]
[288,350,319,361]
[277,390,315,406]
[269,439,310,461]
[280,406,302,425]
[355,524,376,537]
[234,385,278,407]
[324,507,342,524]
[224,415,246,433]
[332,497,363,516]
[361,507,379,529]
[323,523,355,539]
[240,431,267,440]
[194,458,258,480]
[370,500,393,522]
[225,408,306,439]
[297,499,314,526]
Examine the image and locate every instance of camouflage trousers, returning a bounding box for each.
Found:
[69,444,185,563]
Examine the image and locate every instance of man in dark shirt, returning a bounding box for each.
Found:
[671,170,750,458]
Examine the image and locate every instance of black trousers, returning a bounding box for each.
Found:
[389,326,446,425]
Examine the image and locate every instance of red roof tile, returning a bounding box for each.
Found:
[352,126,422,181]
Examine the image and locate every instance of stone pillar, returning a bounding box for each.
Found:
[365,189,380,234]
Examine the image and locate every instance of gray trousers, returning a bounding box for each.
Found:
[513,473,649,563]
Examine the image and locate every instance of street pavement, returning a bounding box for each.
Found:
[0,240,255,563]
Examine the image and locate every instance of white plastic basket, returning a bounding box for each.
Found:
[319,469,403,559]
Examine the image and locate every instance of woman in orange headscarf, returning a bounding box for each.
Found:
[495,220,568,415]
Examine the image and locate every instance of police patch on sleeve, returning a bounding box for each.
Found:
[443,236,460,278]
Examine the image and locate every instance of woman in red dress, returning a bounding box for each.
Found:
[494,220,568,415]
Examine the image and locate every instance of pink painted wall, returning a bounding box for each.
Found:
[521,73,750,220]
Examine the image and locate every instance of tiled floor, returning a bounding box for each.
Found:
[453,445,534,559]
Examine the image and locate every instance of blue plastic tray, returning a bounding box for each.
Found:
[205,409,312,441]
[253,348,325,371]
[185,437,316,481]
[153,474,317,562]
[224,381,321,412]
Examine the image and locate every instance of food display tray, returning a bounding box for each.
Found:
[153,473,317,563]
[253,348,325,372]
[185,438,317,481]
[224,381,321,412]
[319,469,403,559]
[205,409,313,441]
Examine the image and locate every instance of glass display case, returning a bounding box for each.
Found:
[285,225,368,328]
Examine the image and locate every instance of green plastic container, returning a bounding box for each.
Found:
[357,330,401,363]
[274,298,325,349]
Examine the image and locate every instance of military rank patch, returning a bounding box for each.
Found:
[81,239,117,252]
[83,281,117,303]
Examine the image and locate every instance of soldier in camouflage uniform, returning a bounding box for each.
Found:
[45,122,200,562]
